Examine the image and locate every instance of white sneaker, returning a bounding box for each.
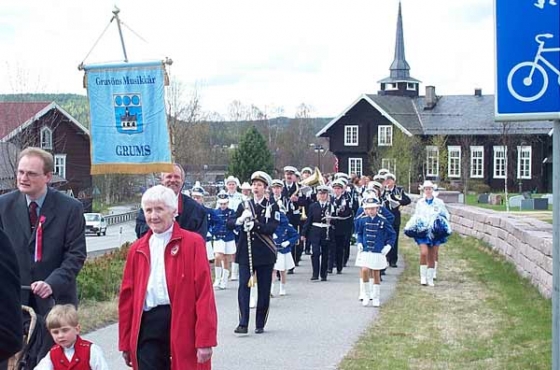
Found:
[279,283,286,296]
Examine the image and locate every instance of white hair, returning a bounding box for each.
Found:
[141,185,177,212]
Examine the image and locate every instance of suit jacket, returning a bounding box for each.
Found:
[0,188,86,315]
[0,227,22,361]
[135,193,208,241]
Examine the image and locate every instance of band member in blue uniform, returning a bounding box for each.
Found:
[213,191,237,289]
[355,197,396,307]
[228,171,280,334]
[271,212,299,297]
[381,173,411,268]
[329,180,353,274]
[282,166,306,270]
[301,185,333,281]
[191,183,218,262]
[220,176,244,280]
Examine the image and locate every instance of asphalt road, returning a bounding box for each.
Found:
[85,249,404,369]
[85,221,137,256]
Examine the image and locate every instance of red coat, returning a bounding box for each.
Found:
[118,222,218,370]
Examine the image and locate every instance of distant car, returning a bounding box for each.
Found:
[84,213,107,236]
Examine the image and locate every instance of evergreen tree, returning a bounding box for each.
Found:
[229,126,273,182]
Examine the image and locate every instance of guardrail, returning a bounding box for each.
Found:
[104,211,138,226]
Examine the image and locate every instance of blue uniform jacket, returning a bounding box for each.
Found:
[273,213,300,254]
[355,214,396,253]
[212,208,236,242]
[205,206,219,242]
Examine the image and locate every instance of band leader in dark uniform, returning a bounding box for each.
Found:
[381,173,411,268]
[227,171,280,335]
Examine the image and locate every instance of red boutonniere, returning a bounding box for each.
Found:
[35,215,46,262]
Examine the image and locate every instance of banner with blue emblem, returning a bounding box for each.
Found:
[84,61,173,174]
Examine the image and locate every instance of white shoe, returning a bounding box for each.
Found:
[433,262,438,280]
[270,283,275,298]
[279,283,286,296]
[219,269,230,290]
[420,265,427,286]
[358,279,366,301]
[213,266,223,288]
[371,284,380,307]
[231,262,239,281]
[362,282,370,307]
[427,268,435,287]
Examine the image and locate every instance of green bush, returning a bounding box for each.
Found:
[471,182,491,194]
[78,243,131,301]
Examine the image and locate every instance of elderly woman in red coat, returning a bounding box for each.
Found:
[119,185,218,370]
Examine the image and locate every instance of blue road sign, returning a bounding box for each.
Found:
[495,0,560,121]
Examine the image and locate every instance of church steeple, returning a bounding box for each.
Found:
[378,1,420,97]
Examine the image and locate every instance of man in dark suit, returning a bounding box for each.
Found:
[135,163,207,240]
[0,147,86,316]
[0,227,22,362]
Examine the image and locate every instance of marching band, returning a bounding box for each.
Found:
[187,166,449,334]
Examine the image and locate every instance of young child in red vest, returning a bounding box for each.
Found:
[34,304,108,370]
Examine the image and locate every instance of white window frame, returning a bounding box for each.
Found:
[426,146,439,177]
[40,127,53,150]
[344,125,359,146]
[493,146,507,179]
[407,82,416,91]
[447,146,461,178]
[385,83,398,91]
[470,146,484,178]
[517,145,532,179]
[378,125,393,146]
[348,158,363,176]
[381,158,397,174]
[54,154,67,179]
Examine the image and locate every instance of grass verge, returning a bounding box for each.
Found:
[339,232,552,370]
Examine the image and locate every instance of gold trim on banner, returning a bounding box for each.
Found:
[91,163,174,175]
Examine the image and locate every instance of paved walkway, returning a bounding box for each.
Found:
[85,249,404,369]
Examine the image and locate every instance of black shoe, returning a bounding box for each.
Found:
[320,277,327,281]
[287,269,294,275]
[336,270,342,274]
[255,328,264,334]
[381,270,386,276]
[310,276,319,281]
[234,325,248,334]
[390,263,398,268]
[327,269,333,274]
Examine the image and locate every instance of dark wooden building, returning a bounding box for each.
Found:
[0,102,92,198]
[317,3,553,193]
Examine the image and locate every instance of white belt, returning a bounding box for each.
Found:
[312,222,330,228]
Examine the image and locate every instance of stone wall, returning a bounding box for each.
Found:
[402,195,553,298]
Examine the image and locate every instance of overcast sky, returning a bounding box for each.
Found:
[0,0,493,118]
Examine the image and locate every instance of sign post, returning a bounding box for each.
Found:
[495,1,560,368]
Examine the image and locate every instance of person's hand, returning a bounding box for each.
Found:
[300,236,306,242]
[290,194,299,202]
[31,281,52,299]
[281,240,290,248]
[357,243,364,252]
[243,220,255,232]
[237,210,253,225]
[381,244,392,256]
[122,351,133,367]
[197,347,213,363]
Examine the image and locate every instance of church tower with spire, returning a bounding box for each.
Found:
[377,1,420,97]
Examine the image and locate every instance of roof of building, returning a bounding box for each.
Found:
[317,93,553,138]
[0,101,89,141]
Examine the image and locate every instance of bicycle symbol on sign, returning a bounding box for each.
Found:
[507,33,560,102]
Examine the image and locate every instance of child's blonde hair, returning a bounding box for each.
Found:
[45,304,79,330]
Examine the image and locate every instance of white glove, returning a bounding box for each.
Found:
[281,240,290,248]
[243,220,255,232]
[357,243,364,252]
[381,244,392,256]
[206,232,212,238]
[236,209,253,225]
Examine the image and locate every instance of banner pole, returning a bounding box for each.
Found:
[112,6,129,63]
